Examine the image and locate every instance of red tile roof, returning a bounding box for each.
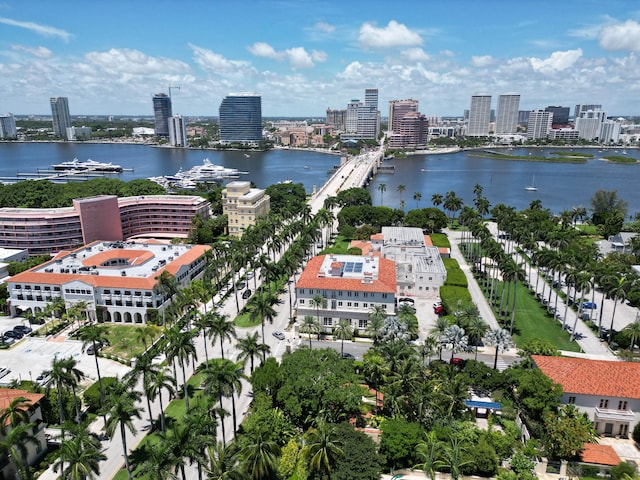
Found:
[348,240,375,256]
[0,389,44,426]
[296,255,396,293]
[580,443,621,466]
[424,235,433,246]
[371,233,384,240]
[532,355,640,399]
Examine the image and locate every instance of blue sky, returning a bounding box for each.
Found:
[1,0,639,117]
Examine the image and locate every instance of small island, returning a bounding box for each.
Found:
[603,155,639,164]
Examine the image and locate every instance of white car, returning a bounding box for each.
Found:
[272,331,285,341]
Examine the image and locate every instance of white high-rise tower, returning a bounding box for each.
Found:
[467,94,491,136]
[495,94,520,134]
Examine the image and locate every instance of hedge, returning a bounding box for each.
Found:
[443,258,467,287]
[440,285,472,310]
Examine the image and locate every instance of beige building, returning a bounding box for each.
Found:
[222,181,270,237]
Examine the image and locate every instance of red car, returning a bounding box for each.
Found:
[449,357,464,366]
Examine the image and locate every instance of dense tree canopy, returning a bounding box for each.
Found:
[337,205,404,231]
[404,207,448,232]
[265,182,307,215]
[335,187,371,207]
[329,422,383,480]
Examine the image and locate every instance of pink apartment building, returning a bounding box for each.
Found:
[0,195,211,256]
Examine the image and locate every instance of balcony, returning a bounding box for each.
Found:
[595,407,635,423]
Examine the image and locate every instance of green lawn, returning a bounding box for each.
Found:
[430,233,451,248]
[320,234,352,255]
[492,280,580,352]
[98,324,162,361]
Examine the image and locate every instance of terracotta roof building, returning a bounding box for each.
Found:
[295,254,396,332]
[579,443,622,466]
[8,240,211,324]
[0,389,47,479]
[533,355,640,438]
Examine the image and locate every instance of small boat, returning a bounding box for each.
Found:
[52,158,123,172]
[622,150,628,155]
[421,168,428,172]
[244,154,250,158]
[525,175,538,191]
[304,165,311,169]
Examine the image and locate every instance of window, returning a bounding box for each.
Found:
[323,317,332,326]
[382,293,388,298]
[363,303,368,308]
[568,396,576,404]
[347,302,352,307]
[299,289,305,294]
[618,401,628,410]
[347,292,352,297]
[299,299,305,304]
[338,301,343,307]
[599,399,609,408]
[358,319,368,329]
[354,302,359,308]
[354,292,359,297]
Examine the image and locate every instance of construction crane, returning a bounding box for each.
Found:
[168,85,180,99]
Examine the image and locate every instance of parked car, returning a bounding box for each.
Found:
[2,335,15,346]
[341,352,356,360]
[4,330,21,339]
[272,331,285,340]
[14,325,32,334]
[582,301,597,310]
[246,271,254,279]
[433,302,444,315]
[449,357,464,366]
[237,281,246,290]
[398,297,415,305]
[86,342,103,355]
[242,289,252,299]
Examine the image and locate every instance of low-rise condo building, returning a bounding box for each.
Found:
[7,240,210,323]
[222,181,270,238]
[533,355,640,438]
[0,195,210,256]
[295,254,396,332]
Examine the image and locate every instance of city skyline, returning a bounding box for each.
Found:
[1,0,639,116]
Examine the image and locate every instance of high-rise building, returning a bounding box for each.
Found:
[66,126,91,141]
[0,113,17,139]
[153,93,172,138]
[575,109,607,141]
[50,97,71,140]
[495,94,520,134]
[169,115,188,147]
[219,93,262,144]
[326,108,346,131]
[545,106,570,126]
[388,99,419,133]
[574,104,602,120]
[526,110,553,140]
[518,110,530,126]
[467,95,491,136]
[599,120,621,144]
[389,112,429,149]
[345,99,361,133]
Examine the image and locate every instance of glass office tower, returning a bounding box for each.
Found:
[219,93,262,143]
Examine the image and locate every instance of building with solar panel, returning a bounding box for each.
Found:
[295,254,397,333]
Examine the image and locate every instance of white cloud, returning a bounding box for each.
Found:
[358,20,422,49]
[85,48,190,75]
[189,44,253,75]
[401,48,430,62]
[471,55,495,67]
[0,16,72,42]
[314,22,335,33]
[247,42,281,60]
[530,48,583,73]
[11,45,53,58]
[440,49,455,57]
[599,20,640,52]
[247,42,326,69]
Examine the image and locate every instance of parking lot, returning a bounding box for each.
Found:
[0,319,130,387]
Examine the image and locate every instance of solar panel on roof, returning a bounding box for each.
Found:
[344,262,354,273]
[354,263,363,272]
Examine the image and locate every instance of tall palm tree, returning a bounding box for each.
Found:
[54,421,106,480]
[441,325,469,361]
[362,353,388,413]
[203,359,245,437]
[309,294,326,328]
[466,316,488,360]
[208,312,237,360]
[123,355,161,429]
[606,274,629,343]
[623,321,640,356]
[193,312,214,367]
[397,184,406,206]
[414,192,423,208]
[77,324,109,420]
[377,183,387,206]
[206,441,243,480]
[165,327,197,410]
[155,270,179,327]
[0,423,38,480]
[239,431,281,480]
[44,356,76,426]
[430,193,442,209]
[332,319,354,356]
[485,327,512,370]
[147,366,176,433]
[237,332,270,373]
[135,441,177,480]
[104,381,142,480]
[249,293,277,362]
[414,431,444,480]
[300,315,321,349]
[302,422,344,480]
[429,316,450,360]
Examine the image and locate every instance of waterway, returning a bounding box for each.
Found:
[0,143,638,215]
[370,147,640,215]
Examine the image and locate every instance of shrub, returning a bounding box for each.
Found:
[83,377,118,413]
[611,461,636,480]
[440,285,472,308]
[633,421,640,444]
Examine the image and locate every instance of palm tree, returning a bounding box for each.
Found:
[414,191,423,208]
[466,316,489,360]
[0,396,32,432]
[54,422,106,480]
[431,193,442,209]
[441,325,469,361]
[377,183,387,206]
[208,312,237,360]
[135,441,177,480]
[239,431,280,480]
[77,324,109,420]
[429,316,451,360]
[623,321,640,356]
[123,355,161,429]
[206,441,243,480]
[147,367,176,433]
[165,326,197,410]
[155,270,179,327]
[485,327,512,370]
[302,422,344,480]
[309,294,326,328]
[367,304,388,343]
[332,319,354,356]
[441,435,472,480]
[203,359,245,437]
[300,315,320,349]
[606,274,629,343]
[104,381,142,480]
[237,332,271,373]
[414,431,444,480]
[0,423,38,480]
[362,353,388,413]
[249,293,277,362]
